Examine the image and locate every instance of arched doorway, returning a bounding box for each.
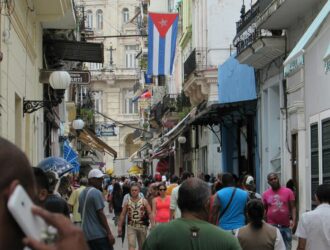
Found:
[125,133,140,158]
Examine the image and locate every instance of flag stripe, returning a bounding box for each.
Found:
[153,25,159,75]
[158,35,166,75]
[164,25,172,75]
[147,15,154,76]
[170,16,178,74]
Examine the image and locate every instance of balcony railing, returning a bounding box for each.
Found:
[236,1,260,34]
[235,29,283,55]
[162,92,191,114]
[184,48,207,81]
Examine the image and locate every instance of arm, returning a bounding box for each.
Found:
[297,238,306,250]
[211,194,220,225]
[169,188,177,220]
[118,202,128,236]
[97,209,115,245]
[289,200,297,229]
[144,199,154,227]
[151,198,156,225]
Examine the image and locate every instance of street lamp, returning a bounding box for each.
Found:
[23,71,71,114]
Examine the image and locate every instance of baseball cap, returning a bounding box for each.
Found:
[245,176,254,185]
[88,169,105,179]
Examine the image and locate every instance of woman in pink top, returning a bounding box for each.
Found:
[152,183,171,225]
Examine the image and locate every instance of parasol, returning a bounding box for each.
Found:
[63,140,80,173]
[37,156,73,177]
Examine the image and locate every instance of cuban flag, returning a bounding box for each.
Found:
[147,12,178,76]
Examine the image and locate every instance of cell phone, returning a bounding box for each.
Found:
[7,184,48,241]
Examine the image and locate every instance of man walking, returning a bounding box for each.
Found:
[170,171,191,219]
[68,177,87,226]
[211,173,248,233]
[118,182,153,250]
[79,169,115,250]
[142,178,241,250]
[262,172,296,250]
[295,184,330,250]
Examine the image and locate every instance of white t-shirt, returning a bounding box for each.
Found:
[170,185,181,219]
[295,204,330,250]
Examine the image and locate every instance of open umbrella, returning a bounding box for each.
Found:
[63,140,80,174]
[37,156,74,177]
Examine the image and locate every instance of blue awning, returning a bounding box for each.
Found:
[218,54,256,104]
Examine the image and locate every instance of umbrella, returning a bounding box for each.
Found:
[127,165,143,175]
[37,156,74,177]
[63,140,80,173]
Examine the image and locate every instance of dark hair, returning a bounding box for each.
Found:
[0,137,35,192]
[79,177,88,186]
[204,174,211,182]
[247,199,264,229]
[130,182,141,190]
[178,178,210,213]
[170,175,179,183]
[222,173,234,187]
[113,182,122,194]
[316,184,330,203]
[33,168,49,191]
[158,182,166,190]
[267,172,278,180]
[181,171,192,182]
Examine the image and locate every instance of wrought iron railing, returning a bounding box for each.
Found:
[183,48,208,81]
[162,92,191,114]
[236,1,260,34]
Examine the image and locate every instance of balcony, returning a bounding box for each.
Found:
[184,48,207,81]
[235,29,285,69]
[257,0,321,29]
[36,0,76,29]
[236,1,260,35]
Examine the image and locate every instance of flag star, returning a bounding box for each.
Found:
[159,19,168,27]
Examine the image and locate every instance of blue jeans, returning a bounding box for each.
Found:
[88,237,113,250]
[272,225,292,250]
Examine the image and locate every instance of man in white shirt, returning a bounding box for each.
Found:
[170,171,191,219]
[295,184,330,250]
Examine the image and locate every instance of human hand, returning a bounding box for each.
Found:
[23,206,88,250]
[107,233,115,245]
[118,226,122,237]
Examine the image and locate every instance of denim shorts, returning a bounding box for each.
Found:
[272,225,292,250]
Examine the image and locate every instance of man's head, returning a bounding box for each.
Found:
[79,177,88,186]
[88,169,104,190]
[0,137,36,249]
[221,173,234,187]
[130,182,141,198]
[316,184,330,204]
[33,168,49,204]
[180,171,192,183]
[178,178,211,219]
[267,172,280,190]
[170,175,179,184]
[243,175,255,191]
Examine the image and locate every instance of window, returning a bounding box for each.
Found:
[92,91,103,113]
[86,10,93,29]
[96,9,103,30]
[322,119,330,184]
[123,8,129,23]
[310,124,319,208]
[87,63,102,70]
[125,45,138,68]
[122,89,138,114]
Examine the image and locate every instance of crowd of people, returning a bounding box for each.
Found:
[0,136,330,250]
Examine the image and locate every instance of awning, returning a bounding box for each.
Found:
[152,147,174,159]
[189,100,257,126]
[218,54,256,104]
[284,1,330,77]
[156,159,169,174]
[79,129,117,158]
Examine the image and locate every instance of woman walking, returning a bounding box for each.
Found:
[152,183,171,225]
[111,182,123,226]
[236,199,285,250]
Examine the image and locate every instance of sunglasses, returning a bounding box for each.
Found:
[159,188,166,191]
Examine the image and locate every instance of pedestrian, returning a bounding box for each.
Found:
[262,172,296,250]
[236,199,285,250]
[142,178,241,250]
[211,172,248,233]
[152,182,171,225]
[295,184,330,250]
[44,171,70,217]
[0,137,89,250]
[118,182,153,250]
[165,175,179,196]
[242,175,262,200]
[33,167,50,206]
[170,171,192,219]
[111,182,123,226]
[79,169,115,250]
[67,177,87,226]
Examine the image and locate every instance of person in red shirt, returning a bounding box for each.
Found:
[152,183,171,225]
[262,173,296,250]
